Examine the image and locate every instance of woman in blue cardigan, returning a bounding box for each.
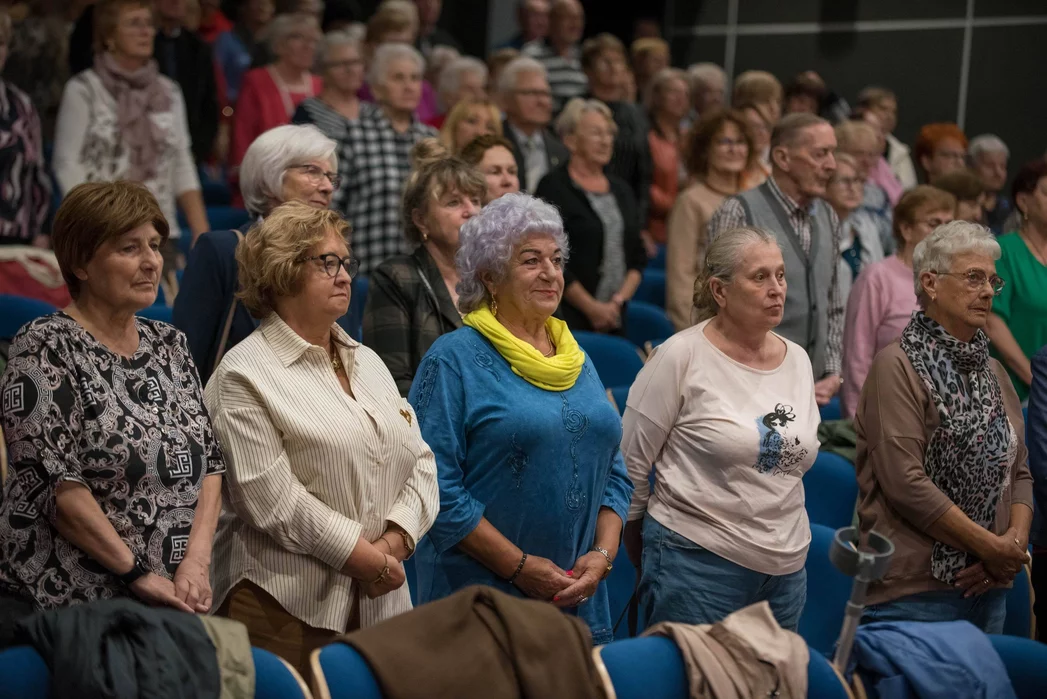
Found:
[408,193,633,644]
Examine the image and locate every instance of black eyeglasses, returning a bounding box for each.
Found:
[298,253,360,279]
[289,164,342,189]
[933,270,1006,295]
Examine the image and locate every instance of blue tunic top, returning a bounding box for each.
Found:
[408,327,633,644]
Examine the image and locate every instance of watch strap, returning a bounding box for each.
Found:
[117,555,149,587]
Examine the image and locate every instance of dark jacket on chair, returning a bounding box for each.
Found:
[341,585,604,699]
[502,119,569,192]
[535,164,646,332]
[363,246,462,397]
[15,598,252,699]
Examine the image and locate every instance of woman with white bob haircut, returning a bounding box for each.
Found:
[407,192,633,645]
[174,124,341,384]
[856,221,1032,633]
[335,42,438,274]
[622,226,820,631]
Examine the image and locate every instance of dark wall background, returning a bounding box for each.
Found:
[666,0,1047,183]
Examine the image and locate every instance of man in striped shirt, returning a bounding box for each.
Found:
[521,0,587,114]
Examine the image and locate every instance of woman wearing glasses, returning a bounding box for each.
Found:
[854,221,1033,633]
[174,124,342,384]
[362,139,485,396]
[839,186,956,418]
[293,30,366,133]
[206,202,439,681]
[824,153,885,306]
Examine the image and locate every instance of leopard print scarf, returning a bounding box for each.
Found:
[900,311,1014,584]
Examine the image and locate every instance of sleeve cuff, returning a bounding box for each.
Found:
[386,503,421,548]
[429,502,486,555]
[312,513,364,571]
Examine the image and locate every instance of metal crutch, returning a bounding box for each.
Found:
[827,526,895,673]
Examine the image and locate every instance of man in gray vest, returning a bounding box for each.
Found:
[708,113,844,406]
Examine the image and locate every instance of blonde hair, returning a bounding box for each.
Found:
[439,99,503,152]
[401,139,486,245]
[365,0,418,44]
[693,226,780,323]
[236,202,351,318]
[555,97,615,140]
[732,70,783,109]
[834,120,878,152]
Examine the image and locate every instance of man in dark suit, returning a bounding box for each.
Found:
[498,56,569,193]
[154,0,220,163]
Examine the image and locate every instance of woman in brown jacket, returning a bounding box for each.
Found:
[855,221,1033,633]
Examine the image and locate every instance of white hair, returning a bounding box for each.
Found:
[266,13,320,54]
[239,125,337,217]
[911,220,1001,306]
[318,29,361,66]
[555,97,614,140]
[456,193,569,313]
[968,134,1010,160]
[687,62,726,92]
[368,42,425,86]
[496,56,548,96]
[438,56,488,99]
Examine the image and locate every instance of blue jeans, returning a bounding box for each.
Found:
[861,588,1007,634]
[638,515,807,631]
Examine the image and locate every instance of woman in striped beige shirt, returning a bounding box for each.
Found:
[205,202,439,679]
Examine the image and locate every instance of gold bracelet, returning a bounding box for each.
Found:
[371,557,391,585]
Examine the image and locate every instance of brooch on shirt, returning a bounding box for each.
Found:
[399,408,412,425]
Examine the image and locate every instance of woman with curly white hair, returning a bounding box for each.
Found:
[407,192,633,644]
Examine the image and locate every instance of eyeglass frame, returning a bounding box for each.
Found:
[288,163,342,189]
[931,269,1006,295]
[298,253,360,280]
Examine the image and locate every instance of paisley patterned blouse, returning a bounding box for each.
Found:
[0,314,224,610]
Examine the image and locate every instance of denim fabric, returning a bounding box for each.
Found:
[638,515,807,631]
[861,587,1007,634]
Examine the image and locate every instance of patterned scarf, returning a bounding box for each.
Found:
[463,305,585,391]
[93,52,172,182]
[899,311,1014,584]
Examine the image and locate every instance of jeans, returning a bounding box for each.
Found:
[638,515,807,631]
[861,587,1007,634]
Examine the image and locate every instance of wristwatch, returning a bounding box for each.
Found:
[117,555,149,587]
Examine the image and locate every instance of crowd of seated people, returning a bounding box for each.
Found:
[2,0,1047,683]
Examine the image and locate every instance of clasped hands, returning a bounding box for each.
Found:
[954,527,1030,598]
[511,551,608,609]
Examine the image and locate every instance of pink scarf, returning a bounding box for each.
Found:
[93,53,172,182]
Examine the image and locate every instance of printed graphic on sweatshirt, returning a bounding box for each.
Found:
[753,403,809,476]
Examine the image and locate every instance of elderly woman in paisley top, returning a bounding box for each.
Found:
[856,221,1032,633]
[408,193,633,645]
[0,181,224,638]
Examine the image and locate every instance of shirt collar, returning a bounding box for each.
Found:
[768,174,816,217]
[508,122,542,149]
[260,312,359,368]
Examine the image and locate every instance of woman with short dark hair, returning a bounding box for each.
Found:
[0,181,224,630]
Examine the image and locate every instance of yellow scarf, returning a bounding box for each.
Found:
[463,306,586,391]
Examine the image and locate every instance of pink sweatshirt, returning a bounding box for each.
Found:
[868,156,904,206]
[841,255,918,418]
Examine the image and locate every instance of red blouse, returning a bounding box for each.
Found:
[229,67,323,173]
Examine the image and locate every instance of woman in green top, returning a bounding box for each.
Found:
[986,160,1047,400]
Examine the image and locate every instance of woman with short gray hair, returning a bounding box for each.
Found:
[294,30,366,131]
[335,43,437,274]
[856,221,1033,633]
[174,124,340,384]
[407,192,633,644]
[622,226,820,631]
[435,56,489,122]
[228,13,323,182]
[536,97,646,335]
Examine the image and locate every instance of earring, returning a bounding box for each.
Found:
[490,298,498,317]
[421,232,429,242]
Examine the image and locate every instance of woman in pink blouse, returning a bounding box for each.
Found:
[841,186,956,417]
[228,13,322,188]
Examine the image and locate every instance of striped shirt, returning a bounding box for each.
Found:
[708,175,845,377]
[521,39,588,114]
[205,313,440,632]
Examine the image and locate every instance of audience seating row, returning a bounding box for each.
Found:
[0,645,311,699]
